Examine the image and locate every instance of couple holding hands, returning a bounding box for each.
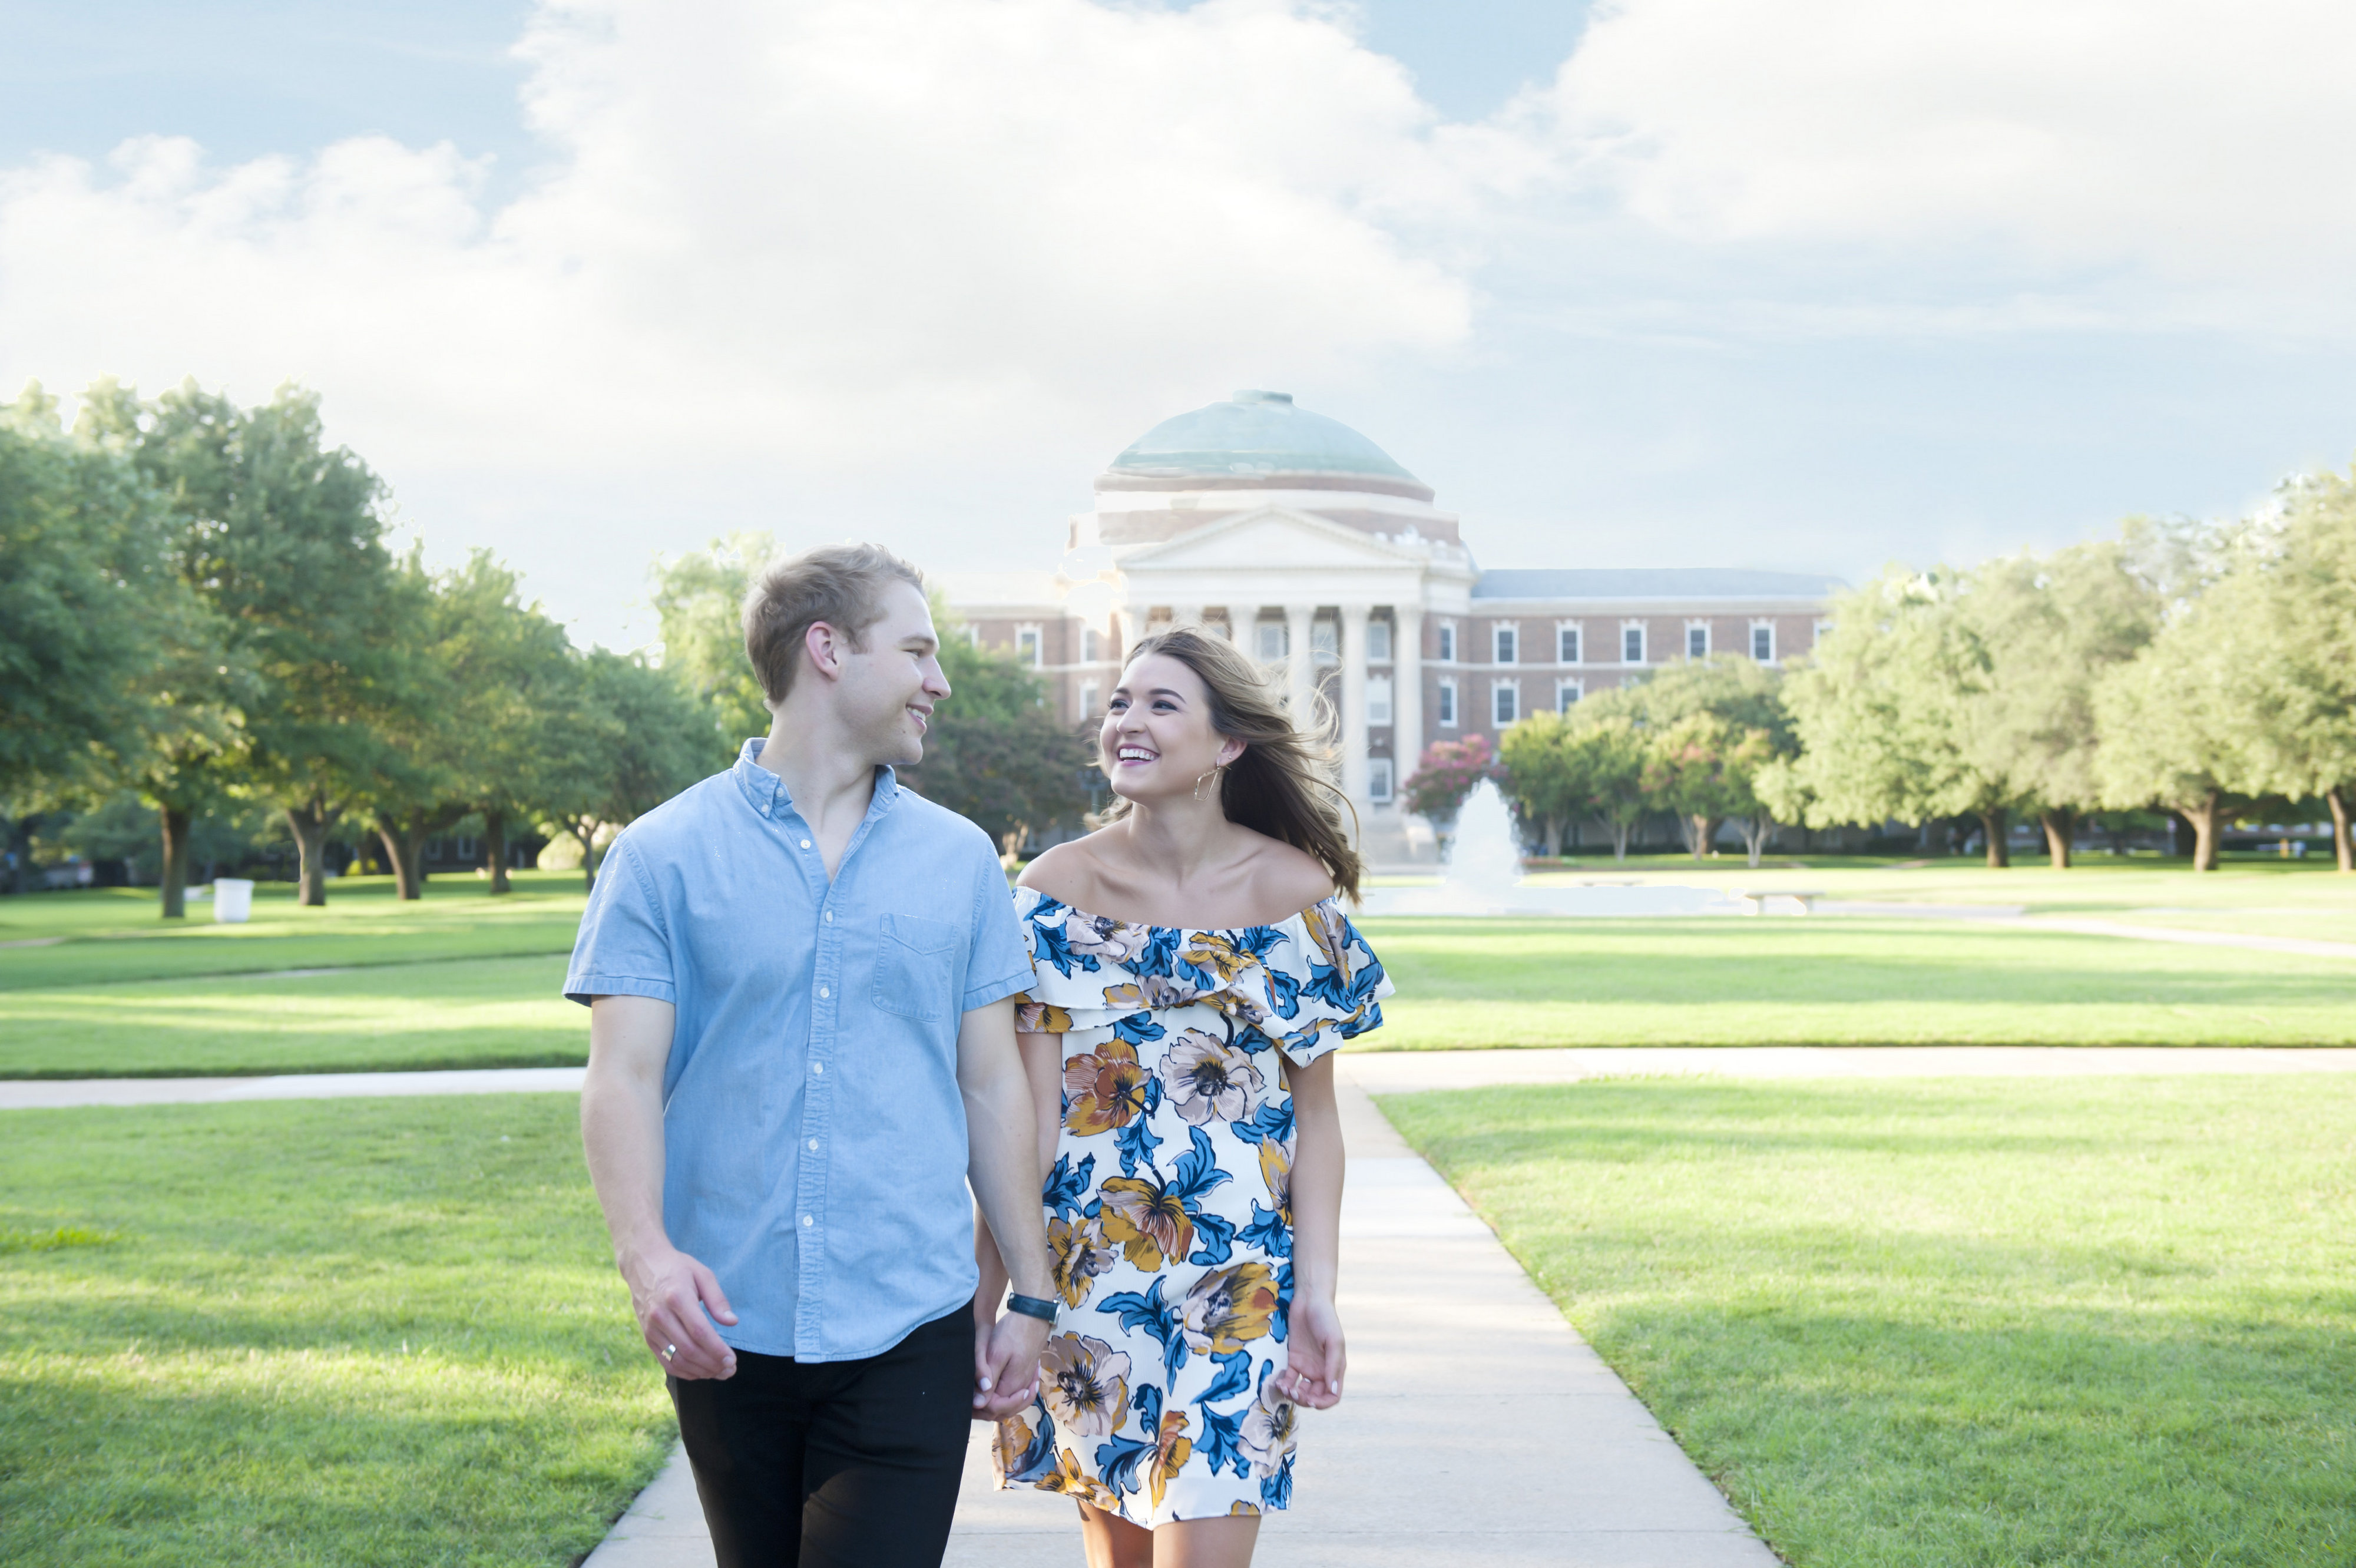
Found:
[567,544,1389,1567]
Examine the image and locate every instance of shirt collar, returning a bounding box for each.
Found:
[733,737,901,821]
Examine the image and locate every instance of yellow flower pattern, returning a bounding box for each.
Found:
[995,887,1392,1526]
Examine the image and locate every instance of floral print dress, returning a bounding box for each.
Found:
[992,886,1392,1527]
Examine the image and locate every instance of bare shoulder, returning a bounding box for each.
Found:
[1015,838,1108,908]
[1239,833,1336,918]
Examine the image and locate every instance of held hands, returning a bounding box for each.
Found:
[625,1243,739,1380]
[1278,1294,1346,1408]
[971,1297,1050,1420]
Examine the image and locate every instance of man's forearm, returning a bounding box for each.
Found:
[581,995,679,1268]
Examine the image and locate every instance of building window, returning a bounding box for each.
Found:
[1437,622,1456,662]
[455,836,475,861]
[965,624,982,647]
[1558,624,1580,664]
[1312,617,1339,666]
[1366,617,1392,662]
[1623,624,1645,664]
[1366,674,1393,727]
[1369,757,1395,803]
[1814,617,1833,646]
[1079,681,1099,721]
[1751,623,1774,662]
[1557,679,1581,711]
[1687,623,1709,659]
[1256,620,1287,661]
[1438,677,1457,726]
[1493,623,1517,664]
[1493,680,1518,726]
[1083,625,1103,662]
[1016,624,1042,667]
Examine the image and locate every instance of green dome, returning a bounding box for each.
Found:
[1101,391,1430,498]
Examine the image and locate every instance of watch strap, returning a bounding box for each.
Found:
[1005,1291,1058,1324]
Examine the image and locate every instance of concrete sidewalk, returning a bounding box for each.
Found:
[587,1067,1778,1566]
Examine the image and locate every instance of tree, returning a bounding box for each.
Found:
[1953,538,2159,868]
[138,382,410,905]
[1640,713,1785,866]
[651,531,776,763]
[2091,604,2245,872]
[2215,472,2356,872]
[1403,735,1503,821]
[1497,712,1582,856]
[901,608,1092,858]
[1780,568,2024,867]
[0,386,179,826]
[537,650,713,892]
[1563,712,1652,862]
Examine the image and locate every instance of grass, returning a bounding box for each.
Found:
[0,1094,672,1567]
[0,957,580,1079]
[0,874,586,991]
[1380,1076,2356,1568]
[1355,916,2356,1048]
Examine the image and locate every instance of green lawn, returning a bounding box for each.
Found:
[1381,1077,2356,1568]
[1356,916,2356,1048]
[0,957,580,1079]
[0,1094,671,1568]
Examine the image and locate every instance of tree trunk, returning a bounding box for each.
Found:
[2328,786,2353,874]
[2182,793,2222,871]
[569,821,601,894]
[1541,815,1564,859]
[2039,808,2074,871]
[159,804,191,918]
[1980,808,2010,869]
[285,803,334,906]
[484,808,511,895]
[376,819,427,900]
[1683,813,1709,859]
[1609,819,1632,862]
[1740,815,1776,869]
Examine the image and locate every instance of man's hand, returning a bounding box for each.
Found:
[971,1308,1050,1420]
[1278,1294,1346,1408]
[624,1241,740,1381]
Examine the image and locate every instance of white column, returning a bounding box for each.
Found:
[1285,604,1317,726]
[1339,604,1370,812]
[1392,604,1424,792]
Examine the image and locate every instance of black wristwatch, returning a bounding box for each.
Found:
[1005,1291,1058,1324]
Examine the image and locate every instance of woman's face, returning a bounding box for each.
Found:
[1101,653,1243,805]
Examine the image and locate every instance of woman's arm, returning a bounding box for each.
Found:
[1281,1051,1346,1407]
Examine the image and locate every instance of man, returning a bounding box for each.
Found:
[567,543,1056,1567]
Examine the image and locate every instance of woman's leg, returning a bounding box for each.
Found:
[1076,1500,1153,1568]
[1074,1502,1264,1568]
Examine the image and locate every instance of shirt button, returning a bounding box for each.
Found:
[807,1138,819,1152]
[823,910,832,923]
[810,1061,825,1075]
[800,838,813,849]
[818,986,830,999]
[800,1214,814,1228]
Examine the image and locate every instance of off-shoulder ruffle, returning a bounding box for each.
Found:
[1009,886,1389,1065]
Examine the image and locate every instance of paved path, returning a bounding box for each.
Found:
[0,1066,587,1111]
[589,1069,1778,1567]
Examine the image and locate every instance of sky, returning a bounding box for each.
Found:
[4,0,2353,651]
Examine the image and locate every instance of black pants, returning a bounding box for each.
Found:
[669,1307,972,1568]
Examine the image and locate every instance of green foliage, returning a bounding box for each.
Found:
[536,651,717,891]
[1386,1078,2356,1567]
[650,530,775,752]
[0,385,182,807]
[902,602,1093,853]
[1402,733,1501,819]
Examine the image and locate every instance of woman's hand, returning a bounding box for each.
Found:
[1279,1293,1346,1408]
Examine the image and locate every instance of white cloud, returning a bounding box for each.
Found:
[1543,0,2356,301]
[0,0,1473,479]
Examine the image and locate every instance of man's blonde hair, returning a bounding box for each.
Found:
[742,543,926,707]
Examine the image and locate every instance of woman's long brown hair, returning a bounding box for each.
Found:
[1098,627,1364,904]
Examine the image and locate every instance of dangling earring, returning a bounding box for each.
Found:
[1193,765,1225,802]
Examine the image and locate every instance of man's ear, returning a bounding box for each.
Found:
[802,620,848,684]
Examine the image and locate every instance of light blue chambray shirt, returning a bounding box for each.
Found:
[563,739,1033,1362]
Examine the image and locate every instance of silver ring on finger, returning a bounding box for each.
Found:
[661,1344,677,1360]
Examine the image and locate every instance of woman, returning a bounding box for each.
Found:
[975,627,1391,1567]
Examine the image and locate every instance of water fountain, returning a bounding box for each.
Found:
[1356,779,1746,917]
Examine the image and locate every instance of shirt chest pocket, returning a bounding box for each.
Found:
[873,914,959,1020]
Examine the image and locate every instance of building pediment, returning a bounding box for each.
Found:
[1120,507,1430,574]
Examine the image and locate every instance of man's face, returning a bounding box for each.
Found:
[836,581,951,767]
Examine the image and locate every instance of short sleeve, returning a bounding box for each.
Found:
[1272,902,1395,1067]
[961,847,1033,1013]
[562,838,679,1006]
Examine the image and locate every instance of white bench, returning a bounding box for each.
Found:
[1732,889,1822,916]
